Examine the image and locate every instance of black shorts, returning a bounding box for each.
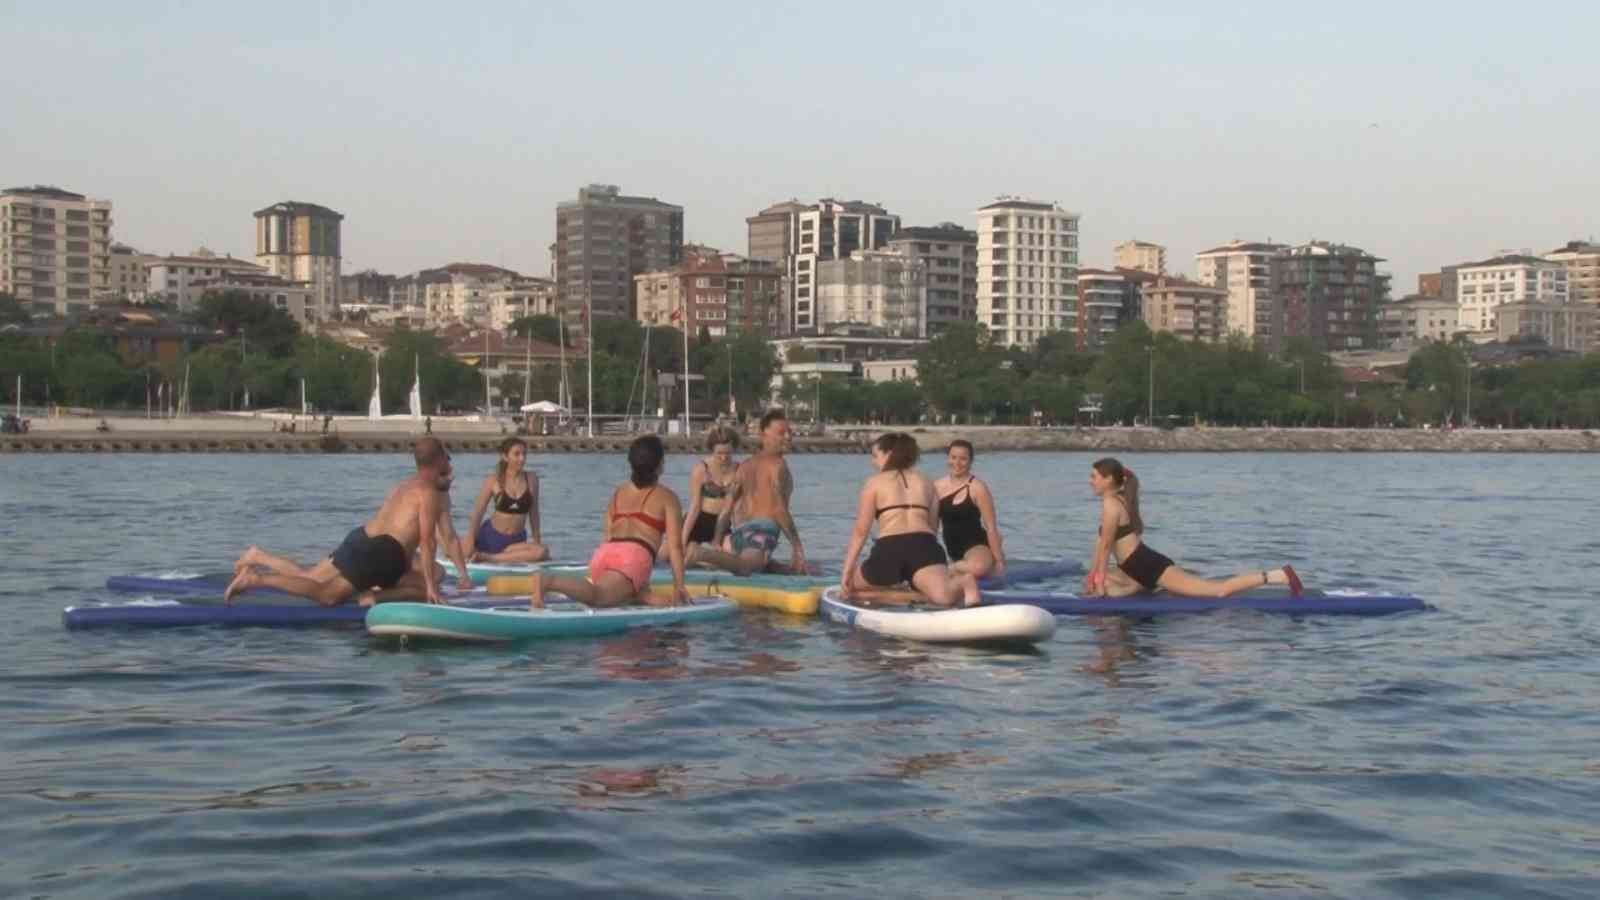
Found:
[1118,543,1174,593]
[943,526,989,562]
[686,511,719,545]
[329,527,409,592]
[861,532,948,587]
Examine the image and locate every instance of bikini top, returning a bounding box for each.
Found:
[875,472,931,519]
[611,485,667,534]
[938,479,983,526]
[493,477,534,515]
[1099,498,1138,540]
[699,461,731,500]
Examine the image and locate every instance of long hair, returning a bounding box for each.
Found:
[495,436,526,495]
[874,432,920,471]
[1092,457,1142,535]
[704,425,741,452]
[628,435,665,488]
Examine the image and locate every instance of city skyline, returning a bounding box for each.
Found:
[6,2,1598,293]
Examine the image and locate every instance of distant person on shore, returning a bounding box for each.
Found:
[681,425,741,557]
[462,437,549,564]
[527,435,688,608]
[224,437,462,605]
[934,440,1006,581]
[687,409,806,576]
[1084,457,1303,599]
[840,433,979,607]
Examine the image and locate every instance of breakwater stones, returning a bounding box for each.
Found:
[0,433,872,454]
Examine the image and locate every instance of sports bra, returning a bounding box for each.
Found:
[493,476,534,515]
[611,485,667,534]
[875,472,930,519]
[699,461,731,500]
[1099,498,1139,540]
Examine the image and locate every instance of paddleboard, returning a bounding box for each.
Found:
[485,570,820,615]
[985,587,1427,616]
[818,587,1056,645]
[365,596,737,642]
[63,590,503,630]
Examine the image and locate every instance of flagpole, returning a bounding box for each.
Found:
[585,293,594,437]
[521,295,531,408]
[682,297,691,436]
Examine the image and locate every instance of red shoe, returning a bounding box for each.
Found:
[1283,565,1304,597]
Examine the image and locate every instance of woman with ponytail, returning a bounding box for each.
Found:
[463,437,549,563]
[1086,458,1303,599]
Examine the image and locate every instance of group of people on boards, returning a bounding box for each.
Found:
[223,407,1302,608]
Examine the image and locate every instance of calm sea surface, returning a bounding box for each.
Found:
[1,450,1597,899]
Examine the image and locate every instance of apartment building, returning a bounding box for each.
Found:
[421,263,521,328]
[1114,240,1166,275]
[147,248,273,311]
[1194,240,1288,340]
[1273,241,1390,351]
[488,278,557,332]
[812,250,926,339]
[976,196,1080,348]
[1544,241,1600,341]
[0,186,114,316]
[885,224,977,334]
[1496,300,1592,353]
[190,270,316,326]
[108,243,149,301]
[1074,268,1154,349]
[341,270,397,307]
[1455,254,1567,336]
[553,184,683,330]
[254,201,343,323]
[1378,296,1460,347]
[635,250,784,337]
[756,199,901,334]
[1141,275,1229,343]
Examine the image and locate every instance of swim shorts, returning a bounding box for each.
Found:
[1118,542,1174,592]
[686,510,720,545]
[329,526,409,592]
[588,539,655,593]
[731,519,781,556]
[861,532,949,587]
[475,520,529,555]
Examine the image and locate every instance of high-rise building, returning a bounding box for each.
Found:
[635,249,783,337]
[812,250,926,339]
[1140,275,1229,343]
[1194,240,1288,340]
[975,196,1079,348]
[254,201,343,324]
[1544,241,1600,343]
[553,184,683,331]
[886,224,977,335]
[1114,240,1166,275]
[1454,254,1568,337]
[1273,241,1390,351]
[0,185,114,316]
[757,199,901,334]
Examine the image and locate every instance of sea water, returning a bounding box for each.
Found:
[1,451,1596,898]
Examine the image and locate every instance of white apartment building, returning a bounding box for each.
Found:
[421,263,520,328]
[1455,254,1568,335]
[1194,241,1287,339]
[1114,240,1166,275]
[1544,241,1600,342]
[108,244,150,301]
[0,185,114,316]
[147,248,273,311]
[785,200,900,333]
[812,251,927,339]
[488,278,557,332]
[1378,296,1459,347]
[190,270,316,326]
[1496,301,1593,353]
[976,196,1080,348]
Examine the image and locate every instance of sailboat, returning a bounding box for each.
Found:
[368,353,382,419]
[409,354,422,420]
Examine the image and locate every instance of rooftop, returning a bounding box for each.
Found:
[890,224,977,242]
[977,196,1059,213]
[1459,254,1558,269]
[1196,241,1289,256]
[1545,240,1600,256]
[252,201,344,219]
[2,185,88,201]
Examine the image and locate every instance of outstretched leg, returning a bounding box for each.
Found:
[1158,565,1301,599]
[687,544,767,577]
[529,571,640,610]
[475,541,551,564]
[234,545,334,580]
[224,570,356,606]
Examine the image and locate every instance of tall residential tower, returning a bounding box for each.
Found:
[1,186,114,316]
[553,184,683,332]
[975,197,1080,348]
[254,201,343,324]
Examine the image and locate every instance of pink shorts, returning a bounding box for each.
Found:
[587,540,655,593]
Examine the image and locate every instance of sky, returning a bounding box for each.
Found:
[6,1,1597,293]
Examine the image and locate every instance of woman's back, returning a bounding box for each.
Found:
[610,482,673,548]
[871,469,936,536]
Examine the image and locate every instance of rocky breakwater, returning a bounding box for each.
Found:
[832,425,1600,453]
[0,431,867,454]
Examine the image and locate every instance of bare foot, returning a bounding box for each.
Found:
[234,546,262,575]
[528,574,545,610]
[960,574,982,608]
[356,591,378,607]
[223,570,258,603]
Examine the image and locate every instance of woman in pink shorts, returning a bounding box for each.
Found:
[528,436,689,608]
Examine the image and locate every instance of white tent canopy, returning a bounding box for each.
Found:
[521,400,567,414]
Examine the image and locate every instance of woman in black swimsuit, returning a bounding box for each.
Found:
[840,433,979,607]
[1086,457,1304,598]
[463,437,549,563]
[933,440,1006,580]
[681,426,741,556]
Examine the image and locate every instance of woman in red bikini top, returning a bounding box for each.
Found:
[527,435,689,609]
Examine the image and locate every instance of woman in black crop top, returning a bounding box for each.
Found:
[463,437,549,563]
[1086,457,1304,598]
[840,433,979,607]
[933,440,1006,580]
[681,426,742,555]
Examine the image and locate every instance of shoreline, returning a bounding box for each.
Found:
[3,416,1598,452]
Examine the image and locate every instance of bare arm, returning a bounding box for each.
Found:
[463,475,494,554]
[526,473,542,545]
[1087,497,1119,595]
[417,488,444,604]
[774,460,805,567]
[838,478,877,596]
[661,489,688,602]
[602,490,615,543]
[682,464,705,548]
[973,479,1006,571]
[712,479,741,545]
[436,499,471,589]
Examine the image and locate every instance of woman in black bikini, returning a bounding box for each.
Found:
[463,437,549,563]
[934,440,1006,580]
[840,433,979,607]
[1086,457,1303,598]
[681,425,740,556]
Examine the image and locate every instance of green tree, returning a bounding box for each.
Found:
[0,292,30,325]
[191,290,301,357]
[915,323,1004,418]
[508,314,573,347]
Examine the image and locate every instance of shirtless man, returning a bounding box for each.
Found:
[224,438,460,606]
[687,409,806,576]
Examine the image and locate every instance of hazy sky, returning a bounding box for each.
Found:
[7,1,1597,292]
